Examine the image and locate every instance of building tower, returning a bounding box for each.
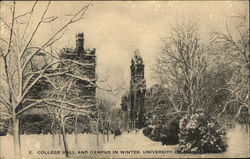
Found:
[22,33,96,134]
[60,33,96,106]
[130,50,146,129]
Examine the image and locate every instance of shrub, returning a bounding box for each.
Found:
[161,118,179,145]
[176,109,228,153]
[143,115,181,145]
[143,126,153,137]
[149,125,162,141]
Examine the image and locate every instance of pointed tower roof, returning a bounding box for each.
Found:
[132,49,143,65]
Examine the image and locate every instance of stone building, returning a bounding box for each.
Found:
[20,33,97,134]
[121,50,146,129]
[60,33,96,106]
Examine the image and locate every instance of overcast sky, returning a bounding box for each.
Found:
[50,1,247,87]
[1,0,249,105]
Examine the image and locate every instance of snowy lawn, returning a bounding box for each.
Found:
[0,124,249,159]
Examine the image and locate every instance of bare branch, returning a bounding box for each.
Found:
[0,17,16,36]
[46,99,95,109]
[46,101,91,115]
[16,98,45,116]
[21,0,38,44]
[218,100,243,117]
[0,112,11,118]
[164,111,187,117]
[14,12,31,20]
[0,93,11,107]
[4,1,16,58]
[21,2,91,61]
[21,0,51,58]
[3,56,17,102]
[42,16,58,23]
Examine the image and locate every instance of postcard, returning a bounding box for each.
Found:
[0,0,249,158]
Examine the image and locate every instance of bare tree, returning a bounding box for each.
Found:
[212,11,249,129]
[96,96,115,143]
[0,1,93,156]
[153,21,210,114]
[39,75,95,157]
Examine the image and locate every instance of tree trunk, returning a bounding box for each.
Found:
[58,130,62,145]
[246,123,248,133]
[96,131,99,146]
[102,131,105,143]
[102,120,105,143]
[18,119,21,151]
[52,132,55,147]
[74,116,78,144]
[248,62,250,133]
[61,122,69,157]
[134,119,136,131]
[96,107,100,146]
[51,122,55,147]
[13,118,21,156]
[113,126,116,140]
[106,126,109,142]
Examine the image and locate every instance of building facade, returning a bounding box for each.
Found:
[60,33,96,106]
[121,50,146,129]
[20,33,97,134]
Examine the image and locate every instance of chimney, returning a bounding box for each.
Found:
[76,32,84,52]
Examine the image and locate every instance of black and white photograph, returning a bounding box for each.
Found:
[0,0,249,158]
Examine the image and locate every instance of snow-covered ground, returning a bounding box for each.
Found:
[0,124,249,159]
